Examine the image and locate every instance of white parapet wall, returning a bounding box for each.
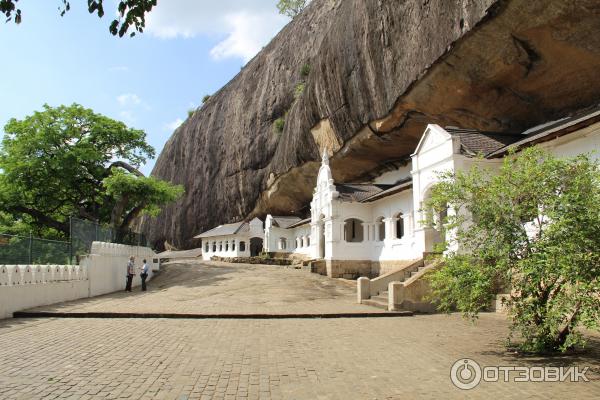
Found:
[0,242,158,319]
[86,242,157,297]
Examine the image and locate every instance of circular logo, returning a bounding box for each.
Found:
[450,358,482,390]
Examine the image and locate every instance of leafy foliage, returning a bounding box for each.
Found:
[300,63,311,79]
[103,170,183,240]
[0,104,183,239]
[0,0,157,37]
[277,0,307,19]
[273,117,285,134]
[294,83,305,99]
[426,148,600,353]
[202,94,211,104]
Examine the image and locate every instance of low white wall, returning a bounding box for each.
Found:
[0,281,89,319]
[86,242,157,297]
[0,242,157,319]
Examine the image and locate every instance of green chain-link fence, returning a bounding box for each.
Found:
[0,217,148,265]
[0,234,72,265]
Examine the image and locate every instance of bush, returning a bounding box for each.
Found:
[202,94,211,104]
[187,109,195,118]
[294,83,305,99]
[426,148,600,353]
[300,63,311,78]
[273,117,285,134]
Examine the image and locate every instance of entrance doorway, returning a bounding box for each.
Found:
[250,237,263,257]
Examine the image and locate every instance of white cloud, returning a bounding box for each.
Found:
[117,93,142,107]
[145,0,288,62]
[165,118,184,131]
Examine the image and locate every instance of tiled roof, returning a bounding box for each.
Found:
[194,221,249,238]
[487,104,600,158]
[444,127,523,157]
[361,179,413,203]
[271,216,302,228]
[286,218,311,229]
[336,183,395,202]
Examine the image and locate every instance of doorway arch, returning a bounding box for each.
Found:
[250,237,263,257]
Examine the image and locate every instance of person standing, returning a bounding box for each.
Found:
[125,256,135,292]
[139,259,149,292]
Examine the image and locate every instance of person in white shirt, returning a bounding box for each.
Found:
[125,256,135,292]
[139,259,149,292]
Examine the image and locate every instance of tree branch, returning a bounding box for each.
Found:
[8,205,69,234]
[107,161,144,177]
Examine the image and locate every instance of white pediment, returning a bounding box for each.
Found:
[412,124,451,156]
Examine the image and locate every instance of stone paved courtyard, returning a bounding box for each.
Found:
[1,261,599,399]
[23,261,382,315]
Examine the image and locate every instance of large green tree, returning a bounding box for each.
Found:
[0,103,183,239]
[426,147,600,353]
[0,0,157,37]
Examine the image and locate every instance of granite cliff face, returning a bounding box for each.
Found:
[143,0,600,249]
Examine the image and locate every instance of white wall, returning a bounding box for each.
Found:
[86,242,157,297]
[201,234,251,260]
[538,122,600,160]
[0,242,157,319]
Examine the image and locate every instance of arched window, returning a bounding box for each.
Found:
[212,242,217,252]
[306,236,311,247]
[239,241,246,252]
[344,218,364,243]
[279,238,287,250]
[376,217,385,241]
[205,242,209,252]
[232,240,236,251]
[219,242,223,251]
[226,241,230,251]
[395,213,405,239]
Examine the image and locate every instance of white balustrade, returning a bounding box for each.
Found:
[10,266,22,285]
[0,266,8,286]
[21,265,33,285]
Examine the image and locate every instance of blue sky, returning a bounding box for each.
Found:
[0,0,288,175]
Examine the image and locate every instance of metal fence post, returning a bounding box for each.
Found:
[69,216,73,265]
[28,232,33,264]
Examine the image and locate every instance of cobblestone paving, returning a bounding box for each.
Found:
[0,314,598,399]
[24,261,383,315]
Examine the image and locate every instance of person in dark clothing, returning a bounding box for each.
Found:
[125,256,135,292]
[140,259,149,291]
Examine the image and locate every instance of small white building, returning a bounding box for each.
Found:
[196,218,264,261]
[264,106,600,278]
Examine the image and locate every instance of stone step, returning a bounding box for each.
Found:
[371,294,388,303]
[362,299,388,310]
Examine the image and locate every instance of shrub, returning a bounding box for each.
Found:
[294,83,305,99]
[273,117,285,134]
[202,94,211,104]
[426,148,600,353]
[300,63,311,78]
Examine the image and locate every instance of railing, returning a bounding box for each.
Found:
[0,264,88,286]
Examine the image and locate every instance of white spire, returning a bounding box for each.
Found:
[322,149,329,166]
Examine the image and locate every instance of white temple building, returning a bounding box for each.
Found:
[195,106,599,280]
[263,106,600,279]
[196,217,264,260]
